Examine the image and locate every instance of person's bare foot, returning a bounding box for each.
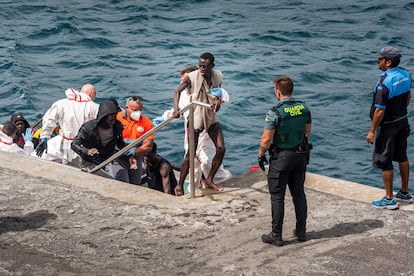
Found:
[203,181,224,192]
[174,186,184,196]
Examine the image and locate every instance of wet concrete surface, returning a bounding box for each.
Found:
[0,151,413,275]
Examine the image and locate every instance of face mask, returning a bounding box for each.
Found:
[130,110,142,121]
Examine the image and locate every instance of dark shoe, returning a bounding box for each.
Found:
[293,229,306,242]
[262,232,284,246]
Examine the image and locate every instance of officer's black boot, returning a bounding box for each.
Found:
[262,232,284,246]
[293,229,307,242]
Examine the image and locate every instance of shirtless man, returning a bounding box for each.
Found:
[173,52,225,196]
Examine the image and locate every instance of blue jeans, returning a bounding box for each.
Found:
[267,150,307,236]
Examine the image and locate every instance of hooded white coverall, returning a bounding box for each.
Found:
[35,88,99,165]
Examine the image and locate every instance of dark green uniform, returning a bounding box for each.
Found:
[264,97,311,238]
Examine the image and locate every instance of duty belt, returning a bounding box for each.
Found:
[271,143,312,157]
[270,146,297,158]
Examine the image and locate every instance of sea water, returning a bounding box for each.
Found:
[1,0,414,189]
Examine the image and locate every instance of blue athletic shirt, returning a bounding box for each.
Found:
[370,67,412,124]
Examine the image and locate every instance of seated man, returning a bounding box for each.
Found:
[116,96,154,185]
[144,142,177,195]
[10,113,31,149]
[71,99,134,181]
[0,121,33,155]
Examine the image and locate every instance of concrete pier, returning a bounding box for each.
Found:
[0,150,413,275]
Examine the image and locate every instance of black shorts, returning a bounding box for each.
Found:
[373,119,410,170]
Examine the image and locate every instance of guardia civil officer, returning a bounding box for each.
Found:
[258,76,312,246]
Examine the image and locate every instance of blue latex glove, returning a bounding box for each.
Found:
[23,128,33,142]
[210,87,223,98]
[124,147,136,157]
[35,138,48,157]
[152,116,165,127]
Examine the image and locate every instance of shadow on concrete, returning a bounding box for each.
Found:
[307,218,384,240]
[0,210,57,235]
[278,219,384,246]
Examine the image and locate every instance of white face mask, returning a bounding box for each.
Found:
[130,110,142,121]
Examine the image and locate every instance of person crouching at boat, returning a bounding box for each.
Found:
[144,142,177,195]
[116,96,154,185]
[71,99,135,182]
[0,121,34,155]
[34,84,99,166]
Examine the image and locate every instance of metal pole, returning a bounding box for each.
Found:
[87,113,179,173]
[88,101,211,177]
[188,103,195,198]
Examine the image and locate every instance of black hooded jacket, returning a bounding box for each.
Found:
[71,100,126,164]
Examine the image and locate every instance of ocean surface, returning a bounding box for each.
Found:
[1,0,414,190]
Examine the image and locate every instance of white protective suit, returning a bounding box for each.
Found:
[178,87,232,187]
[0,130,33,155]
[36,88,99,164]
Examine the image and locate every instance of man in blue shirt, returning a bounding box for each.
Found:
[367,46,412,209]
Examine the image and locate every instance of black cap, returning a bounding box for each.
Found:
[375,46,401,61]
[10,112,30,129]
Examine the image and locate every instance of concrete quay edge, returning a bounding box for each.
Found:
[0,150,413,212]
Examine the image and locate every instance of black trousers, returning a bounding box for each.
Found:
[267,150,307,236]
